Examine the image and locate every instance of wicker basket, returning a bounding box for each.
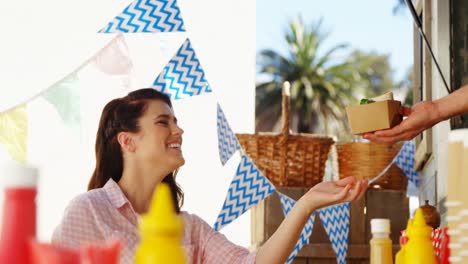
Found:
[236,82,334,187]
[336,142,407,190]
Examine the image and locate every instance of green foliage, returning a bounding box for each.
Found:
[256,17,402,141]
[397,67,414,106]
[256,17,358,138]
[347,50,395,98]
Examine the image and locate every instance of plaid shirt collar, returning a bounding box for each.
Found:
[103,178,131,209]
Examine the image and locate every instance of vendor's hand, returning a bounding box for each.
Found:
[362,101,441,145]
[299,176,367,214]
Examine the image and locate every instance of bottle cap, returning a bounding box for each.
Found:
[140,183,183,235]
[411,208,433,235]
[371,218,390,233]
[0,158,38,188]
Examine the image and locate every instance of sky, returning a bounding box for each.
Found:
[256,0,414,83]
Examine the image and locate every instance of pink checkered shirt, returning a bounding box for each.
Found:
[52,179,256,264]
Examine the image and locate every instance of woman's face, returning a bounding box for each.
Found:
[132,100,185,172]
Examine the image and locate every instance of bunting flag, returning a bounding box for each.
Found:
[43,73,81,134]
[217,103,241,165]
[99,0,186,33]
[43,34,133,136]
[91,34,133,75]
[152,38,212,100]
[214,155,275,231]
[318,202,350,264]
[0,105,28,162]
[279,192,296,216]
[279,193,316,264]
[393,140,419,187]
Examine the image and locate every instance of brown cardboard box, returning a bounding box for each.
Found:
[346,100,402,135]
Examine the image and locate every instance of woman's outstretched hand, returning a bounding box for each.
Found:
[299,176,368,214]
[254,176,367,264]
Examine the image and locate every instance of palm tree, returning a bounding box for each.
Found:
[256,17,361,137]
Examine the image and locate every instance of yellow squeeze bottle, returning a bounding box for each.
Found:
[134,183,186,264]
[404,208,438,264]
[395,221,411,264]
[394,243,406,264]
[370,218,393,264]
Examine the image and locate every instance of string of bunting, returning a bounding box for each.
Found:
[0,0,421,263]
[0,0,188,161]
[0,34,132,162]
[214,100,419,262]
[214,100,353,262]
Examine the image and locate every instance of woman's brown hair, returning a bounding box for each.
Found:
[87,88,184,212]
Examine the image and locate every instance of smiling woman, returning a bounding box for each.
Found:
[51,88,367,264]
[85,88,183,206]
[51,88,257,263]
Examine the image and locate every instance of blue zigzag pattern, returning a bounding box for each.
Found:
[279,192,295,216]
[99,0,185,33]
[214,155,275,231]
[393,140,419,187]
[286,214,316,264]
[217,103,241,165]
[152,38,212,100]
[318,202,350,264]
[279,193,316,264]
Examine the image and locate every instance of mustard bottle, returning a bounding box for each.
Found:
[404,208,438,264]
[394,243,406,264]
[134,183,186,264]
[395,221,411,264]
[370,218,393,264]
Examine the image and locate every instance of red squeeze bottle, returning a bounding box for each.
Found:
[0,160,38,264]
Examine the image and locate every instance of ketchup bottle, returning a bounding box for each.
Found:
[0,159,38,264]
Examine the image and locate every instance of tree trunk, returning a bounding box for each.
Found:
[309,111,319,133]
[297,96,309,133]
[297,110,309,133]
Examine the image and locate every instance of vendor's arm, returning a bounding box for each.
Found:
[255,176,367,264]
[364,84,468,144]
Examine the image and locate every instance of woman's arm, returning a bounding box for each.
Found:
[364,85,468,144]
[255,177,367,264]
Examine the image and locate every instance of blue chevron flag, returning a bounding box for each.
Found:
[99,0,185,33]
[318,202,350,264]
[393,140,419,187]
[152,38,212,100]
[279,193,316,264]
[279,192,296,216]
[217,103,241,165]
[214,155,275,231]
